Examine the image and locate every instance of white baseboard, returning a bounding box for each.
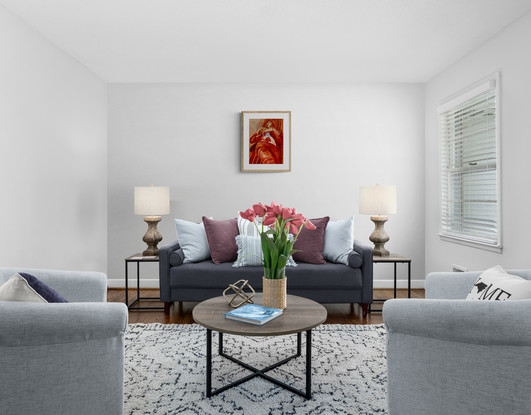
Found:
[373,279,425,289]
[108,279,425,290]
[107,279,160,289]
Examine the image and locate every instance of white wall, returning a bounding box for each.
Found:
[0,6,108,272]
[108,83,425,287]
[425,11,531,273]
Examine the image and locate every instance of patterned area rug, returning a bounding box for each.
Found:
[124,324,388,414]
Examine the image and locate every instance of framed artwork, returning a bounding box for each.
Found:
[241,111,291,172]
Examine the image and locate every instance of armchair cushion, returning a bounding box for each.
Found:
[466,265,531,301]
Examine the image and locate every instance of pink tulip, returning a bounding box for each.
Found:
[240,209,256,222]
[282,207,296,220]
[263,213,277,226]
[253,203,267,217]
[291,218,303,228]
[267,201,283,215]
[305,220,316,230]
[290,223,299,234]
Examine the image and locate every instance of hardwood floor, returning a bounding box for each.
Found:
[107,288,425,325]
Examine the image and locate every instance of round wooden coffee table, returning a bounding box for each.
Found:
[193,294,327,399]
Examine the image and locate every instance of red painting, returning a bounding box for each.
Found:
[248,119,284,165]
[241,111,291,172]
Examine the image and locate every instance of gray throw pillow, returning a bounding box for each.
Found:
[323,216,354,265]
[174,218,211,263]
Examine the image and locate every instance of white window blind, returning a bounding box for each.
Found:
[438,74,501,249]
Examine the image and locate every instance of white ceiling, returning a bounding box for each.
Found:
[2,0,531,83]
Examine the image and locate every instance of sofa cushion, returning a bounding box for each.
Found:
[169,261,361,290]
[174,218,211,263]
[233,235,297,268]
[323,216,354,265]
[202,217,239,264]
[293,217,330,264]
[466,265,531,301]
[0,273,68,303]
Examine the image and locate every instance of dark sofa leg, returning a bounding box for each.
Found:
[164,302,171,315]
[362,303,369,318]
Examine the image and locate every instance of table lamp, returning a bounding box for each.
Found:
[359,184,397,256]
[134,185,170,256]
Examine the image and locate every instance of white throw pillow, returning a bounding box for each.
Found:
[323,216,354,265]
[174,218,211,263]
[233,235,297,268]
[0,273,47,302]
[237,214,269,237]
[466,265,531,301]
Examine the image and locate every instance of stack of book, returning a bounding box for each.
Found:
[225,303,283,325]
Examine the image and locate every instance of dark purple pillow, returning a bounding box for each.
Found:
[293,217,330,264]
[19,273,68,303]
[202,217,239,264]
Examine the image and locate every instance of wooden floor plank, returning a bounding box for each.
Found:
[108,288,425,325]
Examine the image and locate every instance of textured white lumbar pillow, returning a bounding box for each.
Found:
[466,265,531,301]
[233,235,297,268]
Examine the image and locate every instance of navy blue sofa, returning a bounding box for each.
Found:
[159,240,373,317]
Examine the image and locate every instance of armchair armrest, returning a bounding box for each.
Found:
[0,267,107,302]
[383,299,531,415]
[0,302,127,415]
[159,240,181,302]
[353,240,373,304]
[383,298,531,345]
[0,302,128,346]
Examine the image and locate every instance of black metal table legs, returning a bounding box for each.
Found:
[205,330,312,399]
[125,259,163,310]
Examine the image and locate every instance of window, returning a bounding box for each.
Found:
[438,73,501,250]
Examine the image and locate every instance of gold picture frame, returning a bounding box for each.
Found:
[241,111,291,172]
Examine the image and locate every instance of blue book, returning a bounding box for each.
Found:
[224,303,283,325]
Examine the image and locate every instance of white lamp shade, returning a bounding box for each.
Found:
[359,184,397,215]
[134,186,170,216]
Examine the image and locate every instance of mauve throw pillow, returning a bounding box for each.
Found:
[293,217,330,264]
[202,217,239,264]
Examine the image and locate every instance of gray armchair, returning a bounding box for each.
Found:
[0,267,128,415]
[383,269,531,415]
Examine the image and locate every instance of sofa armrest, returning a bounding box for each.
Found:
[353,240,373,304]
[0,267,107,302]
[383,298,531,345]
[159,240,181,302]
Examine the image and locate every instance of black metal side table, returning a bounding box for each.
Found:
[125,253,164,311]
[370,254,412,313]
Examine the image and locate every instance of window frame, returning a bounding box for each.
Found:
[437,73,502,252]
